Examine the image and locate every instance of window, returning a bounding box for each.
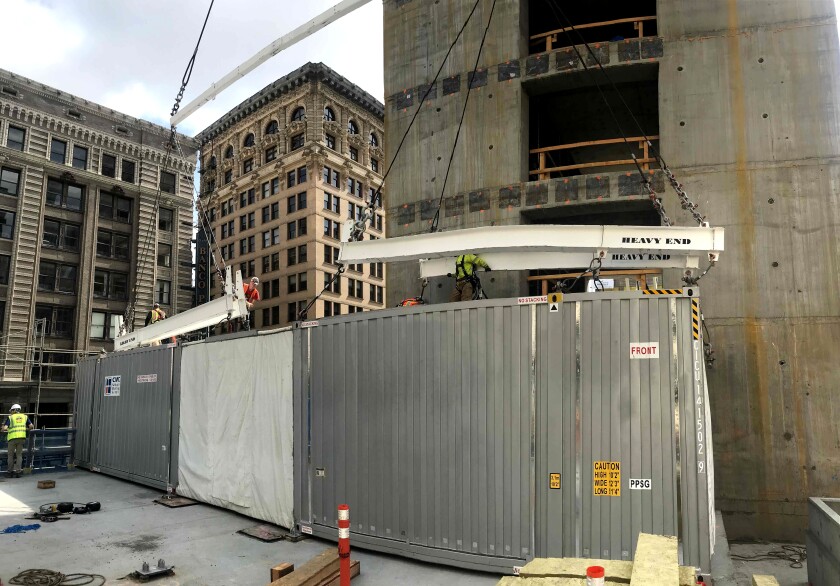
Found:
[50,139,67,164]
[47,178,84,211]
[224,169,232,184]
[225,145,234,159]
[262,231,270,248]
[121,160,136,183]
[159,207,174,231]
[348,120,358,135]
[93,270,129,300]
[324,244,340,265]
[326,134,335,150]
[0,167,21,196]
[227,243,235,259]
[298,166,307,184]
[287,221,297,240]
[348,305,363,314]
[244,133,255,147]
[240,192,247,208]
[38,261,77,294]
[96,229,130,260]
[324,106,336,122]
[369,132,379,147]
[322,166,340,188]
[262,206,269,224]
[287,170,296,188]
[370,284,384,304]
[99,192,132,222]
[158,243,172,267]
[371,158,379,173]
[298,192,307,210]
[6,126,25,151]
[221,199,232,217]
[348,202,356,220]
[375,214,383,231]
[221,223,229,239]
[160,171,176,194]
[262,255,270,273]
[0,210,14,239]
[287,195,297,214]
[240,214,248,232]
[266,120,279,135]
[101,153,116,177]
[288,274,298,294]
[35,305,74,338]
[288,303,298,323]
[348,278,363,299]
[324,273,342,294]
[156,280,171,305]
[298,217,307,236]
[291,107,305,121]
[272,177,280,194]
[72,145,88,169]
[291,134,304,150]
[243,158,254,173]
[368,187,379,205]
[90,311,122,340]
[349,146,358,162]
[227,220,235,237]
[42,219,80,251]
[248,211,255,228]
[287,247,297,266]
[323,219,340,239]
[0,254,9,285]
[272,227,280,245]
[298,244,308,263]
[323,301,341,317]
[262,279,280,299]
[271,252,280,271]
[370,262,384,279]
[209,155,217,169]
[261,181,270,200]
[271,202,280,220]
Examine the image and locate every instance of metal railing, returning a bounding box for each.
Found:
[530,16,657,53]
[530,135,659,180]
[0,428,75,473]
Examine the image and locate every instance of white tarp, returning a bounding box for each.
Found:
[177,331,294,528]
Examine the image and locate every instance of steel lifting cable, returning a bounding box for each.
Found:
[430,0,497,233]
[298,0,486,320]
[546,0,709,228]
[121,0,216,334]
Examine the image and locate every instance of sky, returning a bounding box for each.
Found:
[0,0,385,137]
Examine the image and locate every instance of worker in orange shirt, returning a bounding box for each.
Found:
[240,276,260,330]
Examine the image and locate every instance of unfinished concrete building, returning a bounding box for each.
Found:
[0,69,196,425]
[196,63,386,328]
[383,0,840,540]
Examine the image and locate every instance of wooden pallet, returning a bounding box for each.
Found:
[268,549,360,586]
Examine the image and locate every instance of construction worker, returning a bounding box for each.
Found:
[2,404,33,478]
[145,303,166,346]
[449,253,490,302]
[243,276,260,310]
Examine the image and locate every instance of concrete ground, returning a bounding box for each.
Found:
[0,470,498,585]
[729,543,808,586]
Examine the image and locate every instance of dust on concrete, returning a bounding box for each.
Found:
[113,534,163,553]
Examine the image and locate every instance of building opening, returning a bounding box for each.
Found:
[527,74,659,182]
[528,0,657,55]
[522,202,663,295]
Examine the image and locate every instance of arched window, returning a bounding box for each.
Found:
[209,155,217,169]
[323,106,336,122]
[224,145,234,159]
[243,133,255,147]
[291,107,305,122]
[347,120,358,135]
[369,132,379,147]
[265,120,279,135]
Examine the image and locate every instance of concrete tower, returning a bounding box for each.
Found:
[383,0,840,540]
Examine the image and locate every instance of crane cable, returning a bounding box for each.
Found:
[120,0,216,335]
[298,0,485,320]
[429,0,497,233]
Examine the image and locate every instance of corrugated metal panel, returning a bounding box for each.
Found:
[73,345,175,489]
[298,301,534,571]
[73,356,99,466]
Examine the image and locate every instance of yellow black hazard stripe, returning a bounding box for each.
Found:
[642,289,683,295]
[691,299,700,340]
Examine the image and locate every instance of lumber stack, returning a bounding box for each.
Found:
[268,549,360,586]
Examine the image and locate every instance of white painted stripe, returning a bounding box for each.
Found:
[338,509,350,520]
[338,527,350,539]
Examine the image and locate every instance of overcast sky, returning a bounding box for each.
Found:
[0,0,384,137]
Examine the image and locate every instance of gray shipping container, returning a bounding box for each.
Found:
[74,345,179,490]
[294,291,714,573]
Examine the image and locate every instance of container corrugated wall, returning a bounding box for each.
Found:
[73,345,176,490]
[295,301,534,571]
[296,291,714,574]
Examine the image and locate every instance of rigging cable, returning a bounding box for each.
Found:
[429,0,497,233]
[298,0,485,320]
[121,0,216,335]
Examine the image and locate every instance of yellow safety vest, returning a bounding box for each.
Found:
[151,309,165,323]
[7,413,28,441]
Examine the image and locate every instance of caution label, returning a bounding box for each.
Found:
[593,461,621,496]
[517,295,547,305]
[549,473,561,489]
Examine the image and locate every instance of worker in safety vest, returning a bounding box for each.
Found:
[448,253,490,302]
[2,404,33,478]
[145,303,167,346]
[243,277,260,311]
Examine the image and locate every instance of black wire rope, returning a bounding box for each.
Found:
[297,0,486,320]
[730,545,807,569]
[9,569,106,586]
[430,0,497,233]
